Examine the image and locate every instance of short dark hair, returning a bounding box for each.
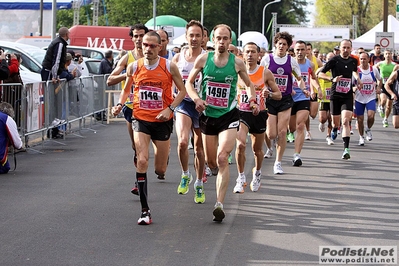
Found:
[374,44,381,48]
[306,42,313,48]
[296,40,306,46]
[203,27,209,36]
[243,42,260,52]
[129,24,149,38]
[145,31,161,44]
[186,20,204,34]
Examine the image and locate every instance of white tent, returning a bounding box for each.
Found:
[352,15,399,50]
[238,31,268,49]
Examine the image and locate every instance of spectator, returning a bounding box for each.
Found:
[99,50,114,74]
[0,102,22,174]
[0,48,10,80]
[41,27,70,82]
[113,50,126,69]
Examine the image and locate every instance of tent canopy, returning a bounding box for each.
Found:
[238,31,268,49]
[352,15,399,50]
[145,15,187,28]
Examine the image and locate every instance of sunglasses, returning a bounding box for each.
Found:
[133,34,145,38]
[142,43,160,49]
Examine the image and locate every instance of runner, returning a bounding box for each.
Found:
[107,23,149,195]
[316,52,335,145]
[374,49,396,127]
[186,24,257,222]
[384,66,399,129]
[289,41,320,166]
[172,20,207,203]
[112,31,186,225]
[318,39,362,160]
[233,42,281,193]
[355,52,382,145]
[260,31,308,174]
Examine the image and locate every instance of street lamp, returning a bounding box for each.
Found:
[262,0,281,36]
[238,0,242,37]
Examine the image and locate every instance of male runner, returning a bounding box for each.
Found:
[260,31,308,174]
[316,52,335,145]
[289,41,320,166]
[107,24,149,195]
[375,49,396,127]
[233,42,281,193]
[355,52,382,145]
[172,20,207,203]
[186,24,258,222]
[384,67,399,129]
[112,31,186,225]
[319,39,362,160]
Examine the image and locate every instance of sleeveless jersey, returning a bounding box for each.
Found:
[292,59,312,102]
[237,65,266,112]
[268,54,293,97]
[132,57,173,122]
[379,62,396,84]
[123,50,137,109]
[318,71,332,103]
[356,65,378,104]
[200,52,238,118]
[175,47,205,101]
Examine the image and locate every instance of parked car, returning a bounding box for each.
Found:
[62,45,119,60]
[0,41,46,74]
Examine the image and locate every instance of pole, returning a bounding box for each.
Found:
[238,0,242,38]
[201,0,204,25]
[39,0,43,36]
[153,0,156,30]
[383,0,388,32]
[52,0,56,39]
[262,0,280,36]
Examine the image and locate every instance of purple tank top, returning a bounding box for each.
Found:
[268,54,293,97]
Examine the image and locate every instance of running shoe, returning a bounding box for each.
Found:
[250,168,261,192]
[326,136,334,145]
[342,148,350,160]
[213,202,225,222]
[228,154,233,164]
[287,132,295,143]
[202,170,208,184]
[131,182,139,196]
[365,129,373,141]
[331,129,338,140]
[205,165,212,177]
[138,211,152,225]
[233,176,247,193]
[318,123,325,132]
[379,107,385,118]
[194,180,205,204]
[177,174,193,195]
[305,131,312,140]
[383,118,388,128]
[264,148,273,158]
[337,127,341,135]
[292,154,302,166]
[358,136,365,146]
[273,162,284,174]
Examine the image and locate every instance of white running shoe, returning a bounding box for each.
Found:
[264,148,273,158]
[326,136,334,145]
[233,176,246,193]
[273,162,283,174]
[250,168,261,192]
[292,154,302,166]
[205,165,212,177]
[305,131,312,140]
[358,136,365,146]
[383,118,388,128]
[365,129,372,141]
[318,123,325,132]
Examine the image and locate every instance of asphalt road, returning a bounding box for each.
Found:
[1,116,398,266]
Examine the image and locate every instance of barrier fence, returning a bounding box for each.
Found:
[0,74,122,150]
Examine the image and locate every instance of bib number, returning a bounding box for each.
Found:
[274,74,288,92]
[206,81,230,108]
[139,86,163,110]
[336,78,351,93]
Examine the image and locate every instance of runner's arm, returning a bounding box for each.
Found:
[106,54,128,86]
[186,53,207,112]
[263,68,282,100]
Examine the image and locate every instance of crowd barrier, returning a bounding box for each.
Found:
[0,74,122,150]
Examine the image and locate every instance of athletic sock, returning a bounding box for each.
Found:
[137,172,149,211]
[343,136,350,149]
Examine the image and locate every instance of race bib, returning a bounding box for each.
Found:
[325,88,331,100]
[205,81,230,108]
[274,74,288,92]
[293,72,309,88]
[138,86,163,110]
[336,78,351,93]
[179,73,201,99]
[360,82,374,95]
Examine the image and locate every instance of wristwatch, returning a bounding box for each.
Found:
[330,77,334,82]
[168,105,175,111]
[116,103,123,108]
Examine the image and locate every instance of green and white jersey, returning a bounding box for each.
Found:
[200,52,238,118]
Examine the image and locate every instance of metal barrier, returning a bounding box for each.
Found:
[0,74,120,150]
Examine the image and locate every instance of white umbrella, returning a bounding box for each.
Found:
[238,31,268,49]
